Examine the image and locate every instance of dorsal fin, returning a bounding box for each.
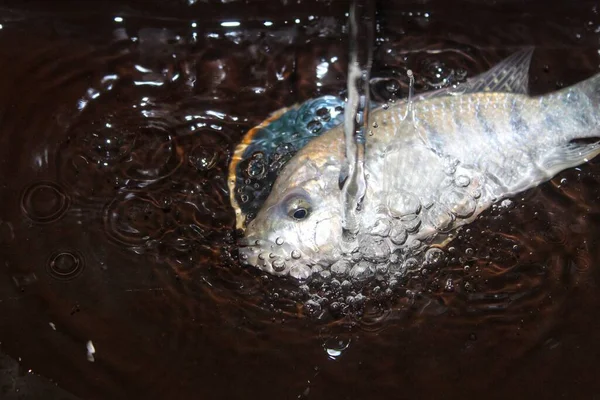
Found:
[419,47,534,100]
[466,47,534,94]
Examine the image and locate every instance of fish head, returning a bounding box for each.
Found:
[239,139,344,280]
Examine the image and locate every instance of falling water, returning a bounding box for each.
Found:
[340,0,375,242]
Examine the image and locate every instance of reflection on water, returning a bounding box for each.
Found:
[0,0,599,399]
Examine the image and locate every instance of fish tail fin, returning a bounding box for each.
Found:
[539,73,600,174]
[577,71,600,111]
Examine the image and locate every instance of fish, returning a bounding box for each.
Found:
[237,48,600,280]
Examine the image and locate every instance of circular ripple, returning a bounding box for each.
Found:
[120,122,183,182]
[58,108,184,201]
[21,181,70,224]
[46,250,85,281]
[103,193,169,247]
[73,121,137,165]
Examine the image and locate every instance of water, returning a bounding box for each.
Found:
[1,0,600,399]
[340,0,374,239]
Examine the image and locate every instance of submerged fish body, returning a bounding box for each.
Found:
[239,49,600,280]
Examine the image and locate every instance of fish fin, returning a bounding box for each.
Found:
[420,47,534,100]
[463,47,534,94]
[541,138,600,174]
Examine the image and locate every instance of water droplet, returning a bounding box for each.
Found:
[322,337,351,360]
[245,153,266,179]
[500,199,513,209]
[455,175,470,187]
[47,250,85,280]
[86,340,96,362]
[316,107,330,120]
[307,120,323,134]
[21,182,70,224]
[272,258,286,272]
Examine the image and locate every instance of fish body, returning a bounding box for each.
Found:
[239,49,600,280]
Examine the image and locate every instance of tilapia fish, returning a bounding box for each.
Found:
[238,49,600,280]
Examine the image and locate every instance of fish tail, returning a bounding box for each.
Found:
[540,72,600,173]
[577,71,600,112]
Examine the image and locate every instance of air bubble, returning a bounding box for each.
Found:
[350,261,374,281]
[455,175,471,187]
[330,259,350,276]
[424,247,445,268]
[307,120,323,134]
[402,257,419,271]
[500,199,513,209]
[245,154,266,179]
[390,225,408,245]
[272,259,286,272]
[359,236,391,262]
[290,264,311,280]
[275,237,284,245]
[304,299,322,316]
[291,250,301,259]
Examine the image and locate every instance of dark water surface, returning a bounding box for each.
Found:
[1,1,600,399]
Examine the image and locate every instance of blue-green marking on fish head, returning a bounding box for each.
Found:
[228,95,346,230]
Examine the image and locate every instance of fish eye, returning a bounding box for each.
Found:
[292,208,308,220]
[283,195,312,221]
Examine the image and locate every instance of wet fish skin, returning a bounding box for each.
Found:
[239,49,600,280]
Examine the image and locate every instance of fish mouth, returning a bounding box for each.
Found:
[237,238,313,280]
